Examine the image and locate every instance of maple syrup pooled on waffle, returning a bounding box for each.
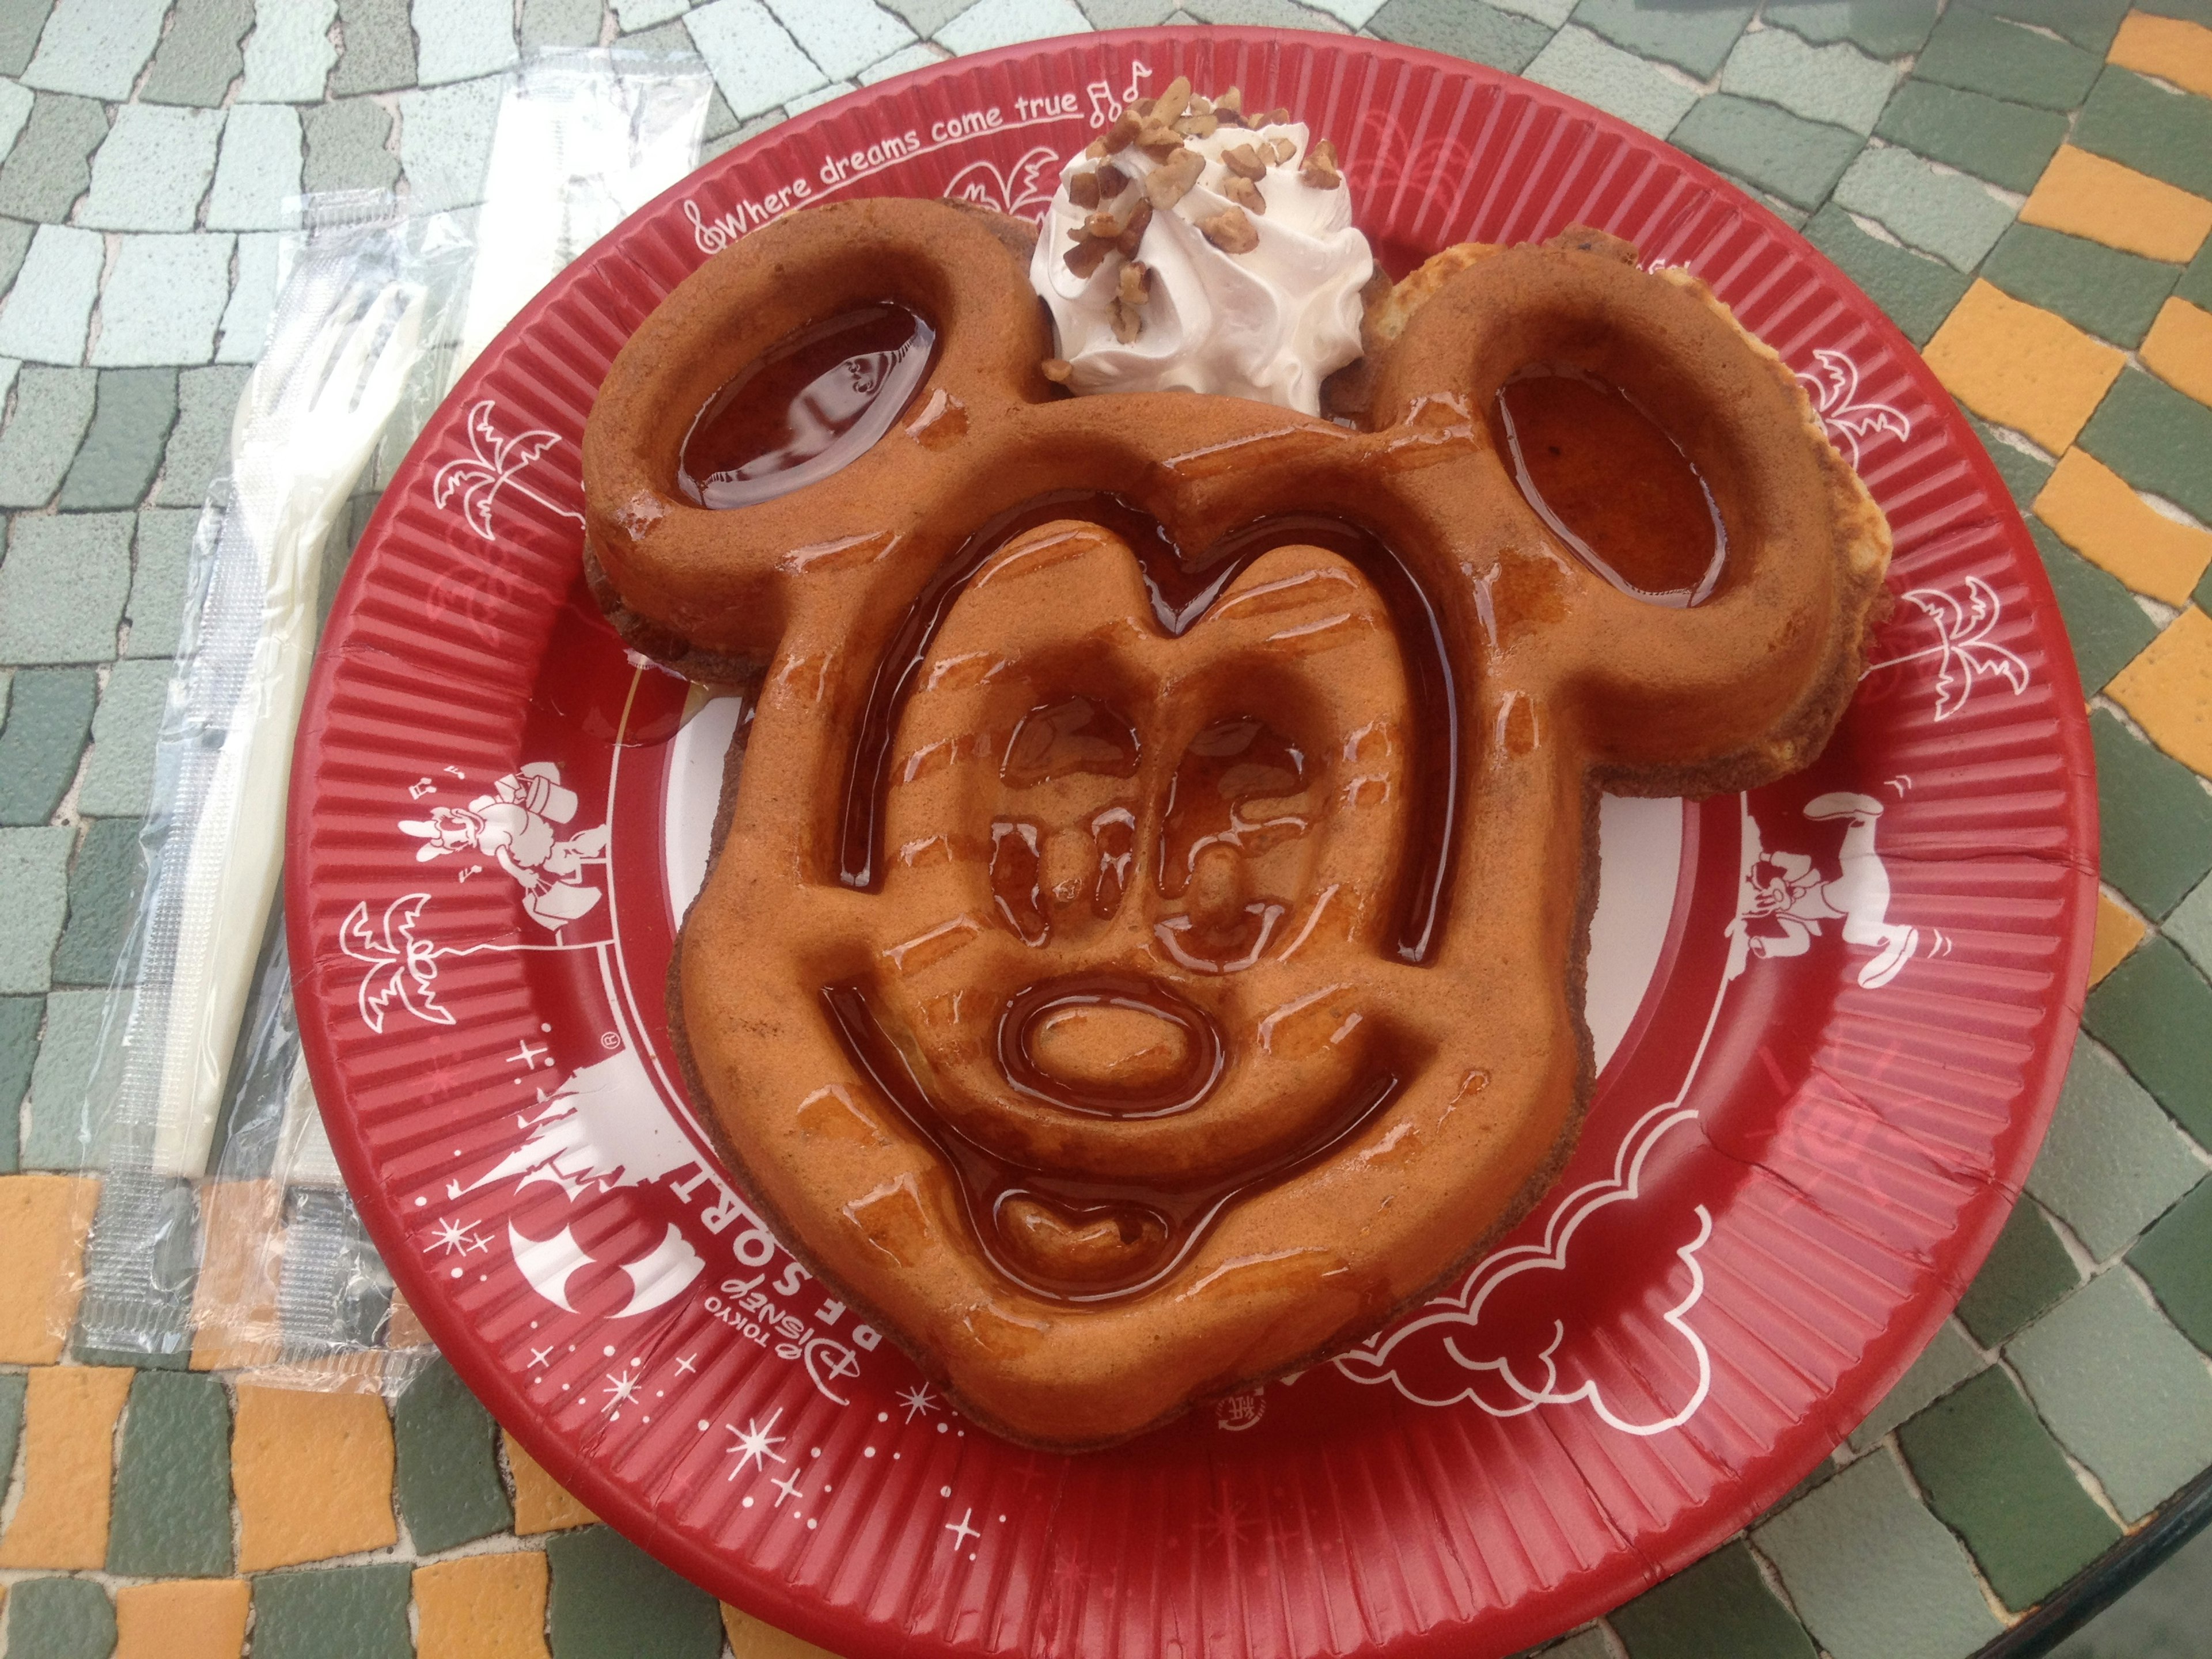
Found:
[1489,365,1726,606]
[677,301,936,508]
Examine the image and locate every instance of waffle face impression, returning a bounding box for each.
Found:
[581,198,1890,1449]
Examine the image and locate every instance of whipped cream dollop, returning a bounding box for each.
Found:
[1029,85,1373,415]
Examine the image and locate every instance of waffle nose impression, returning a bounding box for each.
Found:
[1000,975,1226,1118]
[1029,1001,1192,1092]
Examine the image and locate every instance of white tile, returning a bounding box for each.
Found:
[1525,25,1700,139]
[1719,26,1895,136]
[92,233,236,366]
[0,77,32,161]
[858,40,950,85]
[207,103,304,232]
[2028,1038,2206,1261]
[0,224,103,365]
[1301,0,1386,24]
[413,0,521,86]
[219,232,286,365]
[785,79,857,115]
[397,76,506,210]
[20,0,166,100]
[935,0,1091,54]
[685,0,828,120]
[240,0,342,101]
[1488,0,1575,24]
[1832,142,2015,271]
[766,0,915,81]
[79,105,227,232]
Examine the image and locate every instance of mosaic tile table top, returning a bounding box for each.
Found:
[1,1,2209,1656]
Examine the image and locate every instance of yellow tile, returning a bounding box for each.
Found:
[415,1553,551,1659]
[115,1580,252,1659]
[188,1179,284,1373]
[2033,448,2212,606]
[2141,296,2212,408]
[2109,605,2212,779]
[2018,145,2212,264]
[504,1430,598,1535]
[2088,889,2148,986]
[232,1381,399,1571]
[0,1365,134,1569]
[2111,12,2212,100]
[1924,282,2127,456]
[0,1176,98,1363]
[722,1602,847,1658]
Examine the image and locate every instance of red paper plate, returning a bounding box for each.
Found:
[290,30,2097,1659]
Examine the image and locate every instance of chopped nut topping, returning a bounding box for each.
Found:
[1301,139,1342,189]
[1067,170,1102,210]
[1064,237,1112,278]
[1137,119,1184,160]
[1173,111,1219,138]
[1266,135,1297,165]
[1190,94,1212,115]
[1267,106,1290,125]
[1041,357,1074,384]
[1222,142,1267,180]
[1132,97,1154,116]
[1115,198,1152,255]
[1097,164,1130,199]
[1109,296,1143,342]
[1222,175,1266,214]
[1101,108,1141,152]
[1084,138,1108,160]
[1199,205,1259,253]
[1154,75,1192,124]
[1084,209,1122,240]
[1146,146,1205,209]
[1118,260,1153,306]
[1214,86,1244,124]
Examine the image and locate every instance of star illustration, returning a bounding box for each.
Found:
[944,1508,980,1550]
[675,1354,698,1374]
[1199,1494,1251,1549]
[771,1469,805,1508]
[896,1382,941,1423]
[528,1346,552,1369]
[724,1410,787,1479]
[425,1217,486,1257]
[601,1366,642,1415]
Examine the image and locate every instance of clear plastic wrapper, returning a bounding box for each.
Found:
[69,49,712,1387]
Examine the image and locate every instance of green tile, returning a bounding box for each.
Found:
[141,0,253,107]
[2027,521,2158,695]
[1980,225,2179,350]
[0,993,39,1168]
[106,1370,233,1575]
[0,1,41,75]
[2139,0,2212,22]
[2172,870,2212,982]
[2177,240,2212,313]
[1956,1196,2081,1347]
[1959,0,2131,53]
[2079,368,2212,527]
[1911,8,2099,112]
[58,369,181,512]
[251,1564,412,1659]
[1571,0,1754,78]
[1669,95,1864,213]
[1804,203,1971,346]
[329,0,418,96]
[0,94,109,223]
[548,1527,723,1659]
[1764,0,1939,57]
[2028,1036,2206,1259]
[0,668,98,827]
[124,511,195,660]
[1610,1539,1817,1659]
[1964,411,2052,507]
[394,1355,512,1553]
[2088,710,2212,923]
[1369,0,1554,73]
[2083,937,2212,1149]
[1754,1452,2003,1659]
[1872,81,2066,196]
[2009,1269,2212,1522]
[2073,68,2212,202]
[52,817,146,987]
[1847,1320,1986,1452]
[1896,1366,2120,1611]
[2131,1175,2212,1355]
[0,1369,24,1479]
[150,364,248,507]
[4,1579,116,1659]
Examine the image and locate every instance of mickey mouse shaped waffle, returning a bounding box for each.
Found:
[582,109,1890,1449]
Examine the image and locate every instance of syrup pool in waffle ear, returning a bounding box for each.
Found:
[580,169,1891,1448]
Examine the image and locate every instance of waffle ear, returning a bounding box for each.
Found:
[581,198,1055,676]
